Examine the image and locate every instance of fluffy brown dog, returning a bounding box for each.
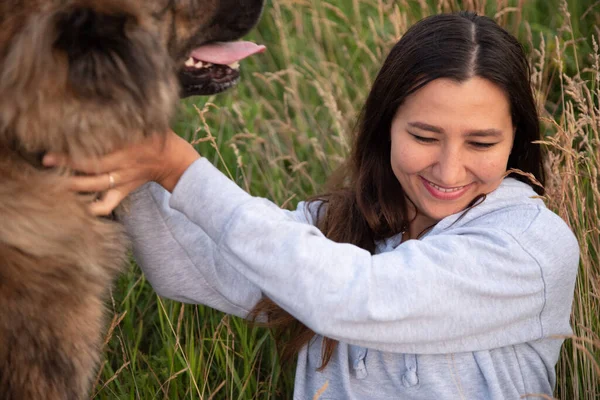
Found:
[0,0,264,398]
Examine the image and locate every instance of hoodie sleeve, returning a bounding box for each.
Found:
[120,182,265,318]
[169,158,580,354]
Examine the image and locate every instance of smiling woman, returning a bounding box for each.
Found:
[48,10,579,400]
[390,77,515,234]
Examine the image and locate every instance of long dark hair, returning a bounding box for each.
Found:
[250,11,545,369]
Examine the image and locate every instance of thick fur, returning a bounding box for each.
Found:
[0,0,263,398]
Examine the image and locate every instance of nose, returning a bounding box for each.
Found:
[433,145,467,187]
[210,0,265,41]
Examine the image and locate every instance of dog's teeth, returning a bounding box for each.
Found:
[228,61,240,69]
[203,62,212,68]
[194,60,204,68]
[185,57,195,67]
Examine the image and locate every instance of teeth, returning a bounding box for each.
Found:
[185,59,238,70]
[429,181,466,193]
[185,57,212,69]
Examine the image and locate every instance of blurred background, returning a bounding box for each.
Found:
[94,1,599,398]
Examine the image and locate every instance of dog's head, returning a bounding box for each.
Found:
[0,0,264,159]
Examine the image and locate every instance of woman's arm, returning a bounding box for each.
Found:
[42,131,316,319]
[170,158,580,354]
[45,132,579,353]
[120,179,319,318]
[121,182,264,318]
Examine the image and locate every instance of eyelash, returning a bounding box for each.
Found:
[409,133,496,149]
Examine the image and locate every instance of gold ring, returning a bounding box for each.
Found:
[108,173,115,189]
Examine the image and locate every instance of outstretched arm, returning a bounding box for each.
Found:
[120,181,264,317]
[43,131,265,316]
[44,131,579,354]
[169,158,579,354]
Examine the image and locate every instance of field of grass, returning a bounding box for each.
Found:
[94,0,599,398]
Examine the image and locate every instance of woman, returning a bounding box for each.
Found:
[45,11,579,399]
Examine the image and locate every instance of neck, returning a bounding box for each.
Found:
[406,207,438,240]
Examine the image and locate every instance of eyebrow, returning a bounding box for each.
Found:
[407,121,504,138]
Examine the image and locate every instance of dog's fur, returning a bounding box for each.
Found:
[0,0,263,398]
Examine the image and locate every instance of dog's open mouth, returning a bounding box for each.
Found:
[179,41,266,98]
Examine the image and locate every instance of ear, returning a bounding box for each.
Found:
[54,7,132,62]
[52,4,162,102]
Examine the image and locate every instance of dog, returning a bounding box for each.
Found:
[0,0,264,398]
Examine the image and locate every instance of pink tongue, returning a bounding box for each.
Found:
[190,41,266,65]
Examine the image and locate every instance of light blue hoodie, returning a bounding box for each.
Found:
[122,157,579,399]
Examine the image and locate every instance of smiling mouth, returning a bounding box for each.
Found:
[178,41,266,98]
[427,180,468,192]
[420,177,472,200]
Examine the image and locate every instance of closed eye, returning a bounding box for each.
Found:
[410,132,499,149]
[409,133,438,143]
[470,142,497,149]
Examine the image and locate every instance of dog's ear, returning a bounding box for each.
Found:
[52,5,162,102]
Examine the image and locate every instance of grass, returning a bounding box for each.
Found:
[94,0,600,398]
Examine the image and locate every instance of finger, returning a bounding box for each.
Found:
[88,179,146,216]
[69,152,130,175]
[43,152,113,173]
[44,149,132,174]
[89,189,127,216]
[70,134,167,174]
[67,172,124,193]
[42,153,69,167]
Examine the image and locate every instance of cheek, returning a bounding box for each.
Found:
[471,151,511,183]
[390,138,430,176]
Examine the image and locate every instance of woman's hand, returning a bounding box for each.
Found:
[43,131,200,216]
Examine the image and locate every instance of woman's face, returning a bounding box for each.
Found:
[390,77,514,233]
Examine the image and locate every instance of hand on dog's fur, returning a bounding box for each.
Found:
[43,131,200,216]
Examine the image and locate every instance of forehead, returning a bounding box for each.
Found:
[395,77,513,131]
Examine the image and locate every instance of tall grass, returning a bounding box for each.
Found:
[95,0,599,398]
